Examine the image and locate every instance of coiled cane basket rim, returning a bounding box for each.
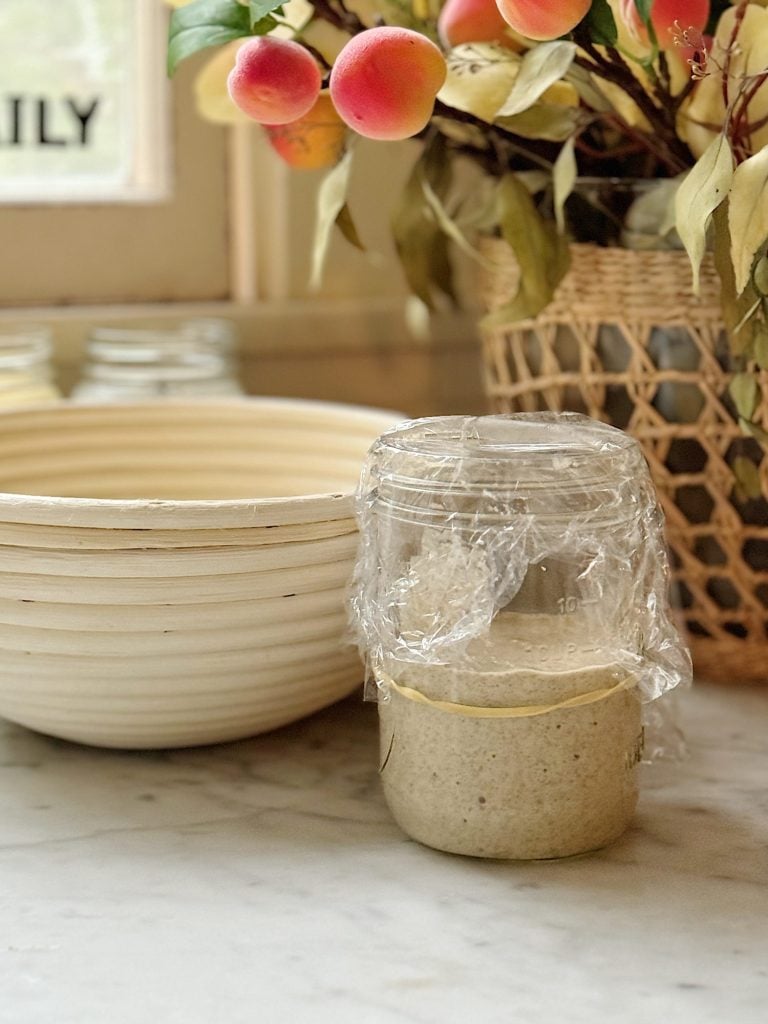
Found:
[479,239,768,685]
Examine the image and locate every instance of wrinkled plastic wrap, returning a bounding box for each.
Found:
[349,413,692,727]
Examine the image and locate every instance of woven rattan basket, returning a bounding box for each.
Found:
[480,239,768,685]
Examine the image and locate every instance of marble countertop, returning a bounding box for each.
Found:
[0,682,766,1024]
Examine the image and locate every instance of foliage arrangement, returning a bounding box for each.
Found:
[167,0,768,422]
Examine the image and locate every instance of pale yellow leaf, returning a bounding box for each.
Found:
[515,170,550,194]
[622,177,682,250]
[496,41,576,118]
[299,17,350,63]
[310,148,355,291]
[496,102,580,142]
[729,147,768,295]
[404,295,432,344]
[194,41,249,125]
[553,136,577,234]
[675,134,733,294]
[564,63,612,113]
[438,44,520,123]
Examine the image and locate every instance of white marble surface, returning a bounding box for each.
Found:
[0,681,766,1024]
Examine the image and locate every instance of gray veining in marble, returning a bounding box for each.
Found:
[0,682,766,1023]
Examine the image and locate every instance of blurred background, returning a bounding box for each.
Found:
[0,0,485,415]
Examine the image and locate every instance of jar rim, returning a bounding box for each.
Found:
[375,413,636,463]
[366,414,647,524]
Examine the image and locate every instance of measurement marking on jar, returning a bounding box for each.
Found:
[557,597,599,614]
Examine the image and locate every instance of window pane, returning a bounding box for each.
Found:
[0,0,168,202]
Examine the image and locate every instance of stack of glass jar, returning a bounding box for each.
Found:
[0,327,61,408]
[70,319,245,402]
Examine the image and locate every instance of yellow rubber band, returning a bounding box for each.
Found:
[384,675,635,719]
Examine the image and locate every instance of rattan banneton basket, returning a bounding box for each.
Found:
[480,239,768,685]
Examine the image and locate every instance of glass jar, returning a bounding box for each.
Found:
[0,327,60,407]
[351,413,690,860]
[70,319,245,402]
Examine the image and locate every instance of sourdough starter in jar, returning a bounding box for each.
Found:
[379,614,642,860]
[351,414,690,860]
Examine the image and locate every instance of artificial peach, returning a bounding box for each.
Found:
[618,0,709,48]
[494,0,592,40]
[227,36,321,125]
[329,27,447,141]
[438,0,521,49]
[264,93,347,170]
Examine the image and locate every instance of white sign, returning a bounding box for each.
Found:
[0,0,169,202]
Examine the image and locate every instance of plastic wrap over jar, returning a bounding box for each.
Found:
[351,413,690,703]
[349,414,692,859]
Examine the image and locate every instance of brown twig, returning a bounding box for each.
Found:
[431,98,555,173]
[309,0,367,35]
[731,70,768,161]
[721,0,750,117]
[571,26,693,172]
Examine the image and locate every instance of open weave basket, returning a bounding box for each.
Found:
[479,239,768,684]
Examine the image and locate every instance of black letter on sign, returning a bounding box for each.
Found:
[67,97,100,145]
[37,99,67,146]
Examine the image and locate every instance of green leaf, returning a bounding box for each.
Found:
[310,148,355,291]
[586,0,618,46]
[730,372,759,420]
[713,203,761,355]
[633,0,653,27]
[752,322,768,369]
[739,416,768,449]
[553,136,577,234]
[733,296,762,337]
[675,134,733,294]
[249,0,284,25]
[754,255,768,296]
[335,203,365,252]
[731,456,763,501]
[168,0,252,76]
[496,41,577,118]
[421,177,497,270]
[482,173,570,325]
[391,136,457,310]
[729,146,768,295]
